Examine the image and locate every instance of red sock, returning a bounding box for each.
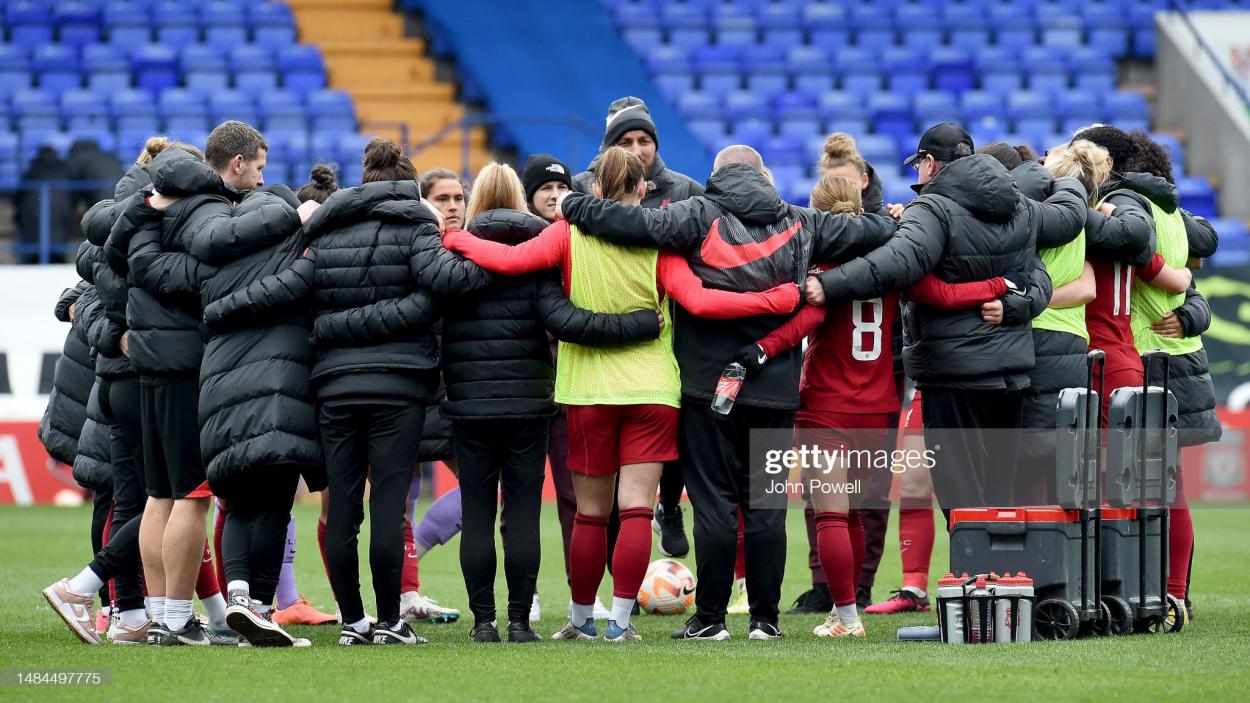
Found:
[317,519,334,597]
[848,511,865,590]
[1168,507,1194,599]
[570,513,609,606]
[196,540,220,599]
[212,502,226,592]
[899,507,936,591]
[402,515,420,594]
[734,510,746,581]
[815,512,856,607]
[103,506,116,606]
[612,508,654,599]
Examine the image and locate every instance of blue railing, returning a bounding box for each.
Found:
[8,179,116,265]
[1168,0,1250,110]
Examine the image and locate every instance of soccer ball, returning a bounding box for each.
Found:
[638,558,696,615]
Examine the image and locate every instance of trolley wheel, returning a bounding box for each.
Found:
[1133,616,1162,635]
[1033,598,1081,641]
[1161,594,1186,634]
[1097,596,1133,637]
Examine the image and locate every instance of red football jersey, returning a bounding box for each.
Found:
[1086,257,1143,377]
[800,292,901,416]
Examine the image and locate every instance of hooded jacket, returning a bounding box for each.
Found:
[141,153,326,496]
[436,209,662,420]
[301,180,493,403]
[78,164,153,379]
[72,381,115,491]
[38,282,95,466]
[561,163,896,409]
[818,154,1088,390]
[105,149,225,377]
[572,152,704,209]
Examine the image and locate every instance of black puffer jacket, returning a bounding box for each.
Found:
[817,154,1088,390]
[38,283,94,466]
[147,157,324,496]
[106,149,226,377]
[72,381,114,491]
[78,165,151,378]
[303,180,492,402]
[561,164,896,410]
[573,153,704,208]
[438,209,662,420]
[862,161,890,217]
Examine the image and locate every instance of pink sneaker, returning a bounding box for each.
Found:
[95,606,112,635]
[864,589,930,615]
[42,579,100,644]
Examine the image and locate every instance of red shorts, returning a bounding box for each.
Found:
[904,393,923,432]
[566,404,679,476]
[186,481,213,499]
[1101,367,1145,427]
[793,409,895,488]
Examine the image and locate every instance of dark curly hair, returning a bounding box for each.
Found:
[1072,126,1173,183]
[977,142,1039,171]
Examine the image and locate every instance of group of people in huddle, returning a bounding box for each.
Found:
[37,93,1218,648]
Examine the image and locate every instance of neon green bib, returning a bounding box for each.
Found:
[554,224,681,407]
[1034,231,1089,342]
[1124,198,1202,355]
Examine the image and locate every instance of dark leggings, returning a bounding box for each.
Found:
[89,485,114,605]
[321,401,426,625]
[88,376,147,612]
[221,466,301,606]
[455,418,547,625]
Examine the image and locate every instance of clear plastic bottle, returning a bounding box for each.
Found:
[711,362,746,415]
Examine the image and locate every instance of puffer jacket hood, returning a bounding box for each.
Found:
[703,163,788,225]
[915,154,1021,223]
[465,208,547,245]
[1102,171,1178,213]
[305,180,435,237]
[862,161,886,215]
[1011,159,1053,202]
[114,164,152,201]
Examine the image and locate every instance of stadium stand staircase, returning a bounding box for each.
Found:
[285,0,492,174]
[400,0,711,180]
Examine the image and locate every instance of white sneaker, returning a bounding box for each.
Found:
[400,591,460,624]
[529,594,541,623]
[592,596,611,620]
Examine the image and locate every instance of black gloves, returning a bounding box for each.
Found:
[732,343,770,373]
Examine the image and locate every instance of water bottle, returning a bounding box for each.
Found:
[968,576,992,644]
[937,573,966,644]
[1015,572,1034,643]
[993,574,1020,643]
[711,362,747,415]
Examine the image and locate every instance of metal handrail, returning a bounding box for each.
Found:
[406,113,601,176]
[7,179,118,265]
[1168,1,1250,109]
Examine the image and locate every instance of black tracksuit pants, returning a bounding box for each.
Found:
[320,401,425,625]
[453,418,548,625]
[89,485,113,606]
[87,376,147,612]
[921,387,1026,517]
[222,466,300,606]
[681,400,793,625]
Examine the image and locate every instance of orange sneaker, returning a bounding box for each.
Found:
[271,597,337,626]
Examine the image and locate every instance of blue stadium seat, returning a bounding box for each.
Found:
[962,90,1006,127]
[715,18,758,48]
[60,89,110,131]
[105,0,153,51]
[1084,6,1130,57]
[8,1,56,51]
[0,46,32,98]
[161,88,209,133]
[0,131,20,189]
[851,13,896,48]
[700,70,740,99]
[112,88,159,133]
[278,45,327,94]
[687,117,726,148]
[32,45,81,96]
[1104,92,1150,125]
[804,2,849,47]
[730,118,772,148]
[693,46,740,74]
[307,89,357,133]
[1040,15,1084,48]
[210,89,259,125]
[646,46,690,74]
[622,28,662,54]
[745,71,788,99]
[931,48,976,95]
[724,91,769,122]
[654,70,695,101]
[1177,177,1218,219]
[133,45,180,95]
[13,90,61,132]
[676,91,719,120]
[913,91,961,128]
[55,1,103,48]
[252,2,298,48]
[994,15,1036,48]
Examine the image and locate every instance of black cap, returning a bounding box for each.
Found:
[602,96,659,152]
[904,122,975,165]
[521,153,573,203]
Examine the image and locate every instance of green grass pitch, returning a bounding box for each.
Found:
[1,503,1247,701]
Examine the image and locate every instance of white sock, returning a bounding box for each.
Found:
[837,603,860,625]
[610,597,635,629]
[201,592,228,629]
[256,602,272,614]
[165,598,193,632]
[226,580,250,596]
[348,617,371,634]
[120,609,148,628]
[570,601,594,625]
[148,597,165,627]
[68,566,105,596]
[902,585,928,599]
[735,577,746,592]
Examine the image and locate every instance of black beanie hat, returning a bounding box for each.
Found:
[602,96,659,152]
[522,153,573,203]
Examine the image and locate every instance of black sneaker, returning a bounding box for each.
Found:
[372,619,428,645]
[506,621,541,643]
[338,626,373,646]
[748,619,784,640]
[164,616,213,646]
[145,624,169,645]
[653,503,690,558]
[786,583,833,614]
[1185,597,1194,622]
[471,620,501,643]
[227,597,296,648]
[671,614,730,641]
